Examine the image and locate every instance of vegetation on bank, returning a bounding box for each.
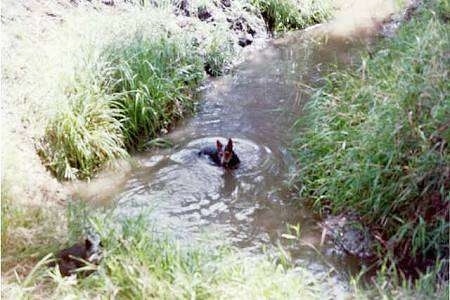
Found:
[252,0,331,32]
[291,1,449,297]
[38,33,206,179]
[35,6,229,180]
[2,205,341,299]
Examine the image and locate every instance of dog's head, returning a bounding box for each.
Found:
[217,138,234,166]
[84,235,103,264]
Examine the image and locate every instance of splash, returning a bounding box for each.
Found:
[323,0,408,38]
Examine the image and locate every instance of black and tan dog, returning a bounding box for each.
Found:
[199,138,240,169]
[53,236,103,277]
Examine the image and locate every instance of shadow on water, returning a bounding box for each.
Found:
[74,26,381,285]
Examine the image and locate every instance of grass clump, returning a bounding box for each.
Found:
[203,33,235,76]
[39,93,127,180]
[105,36,204,149]
[252,0,332,32]
[291,0,449,291]
[39,32,205,179]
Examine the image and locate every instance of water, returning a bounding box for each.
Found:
[75,27,376,283]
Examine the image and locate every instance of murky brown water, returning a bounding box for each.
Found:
[75,26,380,285]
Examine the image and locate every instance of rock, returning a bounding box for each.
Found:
[247,26,256,36]
[176,0,190,17]
[197,6,213,21]
[221,0,232,8]
[101,0,114,6]
[238,34,253,47]
[229,16,256,36]
[204,63,219,76]
[321,213,374,259]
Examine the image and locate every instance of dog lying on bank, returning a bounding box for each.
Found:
[52,235,103,277]
[198,138,240,169]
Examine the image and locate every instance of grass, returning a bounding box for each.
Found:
[203,32,235,76]
[252,0,332,32]
[351,258,449,299]
[1,204,341,299]
[291,0,449,296]
[38,92,127,180]
[104,35,204,149]
[1,196,66,276]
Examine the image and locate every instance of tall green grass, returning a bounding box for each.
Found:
[39,92,127,180]
[252,0,332,32]
[105,36,204,149]
[37,35,205,179]
[2,206,340,299]
[39,33,206,179]
[292,0,449,288]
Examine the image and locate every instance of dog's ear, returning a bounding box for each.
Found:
[216,140,223,150]
[85,238,93,251]
[226,138,233,151]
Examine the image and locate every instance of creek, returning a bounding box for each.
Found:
[75,25,381,288]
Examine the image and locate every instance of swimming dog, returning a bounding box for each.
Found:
[199,138,240,169]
